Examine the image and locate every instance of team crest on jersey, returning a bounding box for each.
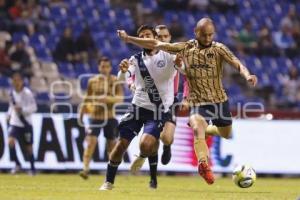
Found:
[157,60,166,68]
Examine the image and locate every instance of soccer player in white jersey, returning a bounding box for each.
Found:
[127,25,181,188]
[99,25,182,190]
[7,73,37,174]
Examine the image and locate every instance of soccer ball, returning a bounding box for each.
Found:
[232,165,256,188]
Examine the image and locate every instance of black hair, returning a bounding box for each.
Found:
[136,25,157,37]
[98,56,111,65]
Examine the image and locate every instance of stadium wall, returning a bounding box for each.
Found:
[0,113,299,175]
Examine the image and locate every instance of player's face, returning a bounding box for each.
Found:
[195,24,215,46]
[98,61,112,76]
[156,29,171,43]
[138,29,155,39]
[12,74,23,91]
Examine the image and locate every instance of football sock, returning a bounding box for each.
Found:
[106,160,121,184]
[163,145,171,153]
[9,145,21,166]
[193,138,209,163]
[28,153,35,171]
[148,154,158,182]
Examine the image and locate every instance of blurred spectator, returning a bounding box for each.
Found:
[0,42,12,76]
[280,66,300,108]
[53,27,76,62]
[9,40,32,77]
[188,0,208,11]
[236,21,257,54]
[169,19,185,41]
[75,27,97,63]
[8,0,23,20]
[273,24,297,57]
[280,5,300,32]
[0,0,9,19]
[157,0,188,10]
[257,26,277,56]
[210,0,238,12]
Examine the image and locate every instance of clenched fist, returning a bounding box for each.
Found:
[119,59,129,73]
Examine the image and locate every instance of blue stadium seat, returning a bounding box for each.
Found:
[0,77,10,88]
[36,92,50,102]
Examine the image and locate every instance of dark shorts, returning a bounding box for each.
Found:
[87,118,119,139]
[118,105,165,142]
[164,96,179,125]
[190,100,232,127]
[8,125,33,145]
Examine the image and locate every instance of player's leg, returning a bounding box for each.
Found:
[140,134,159,189]
[100,114,143,190]
[80,134,98,179]
[103,118,119,158]
[24,126,35,175]
[8,126,22,173]
[131,120,162,189]
[208,100,233,139]
[160,121,175,165]
[189,112,214,184]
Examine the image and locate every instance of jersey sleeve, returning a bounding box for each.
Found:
[217,43,240,65]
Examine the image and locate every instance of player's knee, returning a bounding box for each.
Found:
[140,141,155,156]
[110,140,128,161]
[161,136,173,146]
[8,137,15,147]
[189,115,207,130]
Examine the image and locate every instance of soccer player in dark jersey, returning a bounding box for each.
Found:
[78,57,123,179]
[117,17,258,185]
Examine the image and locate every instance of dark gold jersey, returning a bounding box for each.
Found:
[164,40,240,104]
[83,74,123,120]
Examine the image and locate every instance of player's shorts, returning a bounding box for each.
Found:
[164,96,179,125]
[190,100,232,127]
[86,118,119,139]
[8,125,33,145]
[118,104,165,142]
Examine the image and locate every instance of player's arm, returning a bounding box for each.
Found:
[22,90,37,115]
[79,79,93,122]
[117,30,185,54]
[219,44,258,86]
[173,53,186,75]
[6,104,12,124]
[105,78,124,104]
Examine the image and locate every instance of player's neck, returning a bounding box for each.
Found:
[144,49,159,56]
[197,40,212,49]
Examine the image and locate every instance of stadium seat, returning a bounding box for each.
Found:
[0,76,10,88]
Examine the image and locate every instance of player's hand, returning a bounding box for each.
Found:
[246,75,258,87]
[179,98,189,112]
[129,83,136,93]
[119,59,129,73]
[117,30,129,42]
[174,53,183,67]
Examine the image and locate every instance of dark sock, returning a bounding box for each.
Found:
[29,153,35,171]
[9,146,21,166]
[148,154,158,182]
[106,160,121,184]
[163,145,170,152]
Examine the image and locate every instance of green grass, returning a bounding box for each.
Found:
[0,174,299,200]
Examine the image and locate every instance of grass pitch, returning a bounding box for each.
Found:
[0,174,299,200]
